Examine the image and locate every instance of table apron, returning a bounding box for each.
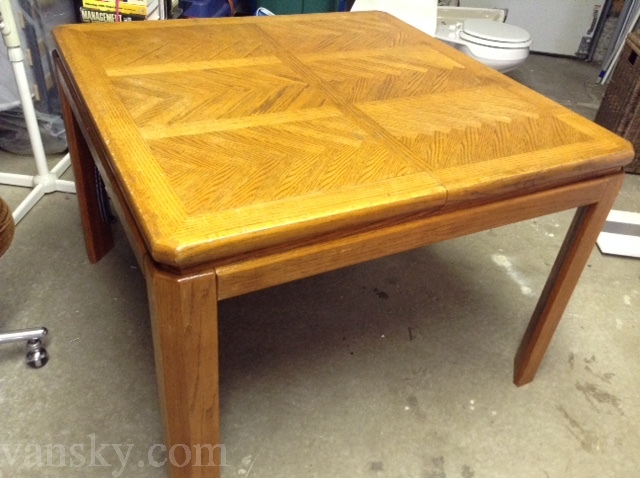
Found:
[54,53,624,304]
[215,172,623,300]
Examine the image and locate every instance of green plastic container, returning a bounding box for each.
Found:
[258,0,336,14]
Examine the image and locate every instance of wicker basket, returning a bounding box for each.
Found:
[595,33,640,174]
[0,197,15,258]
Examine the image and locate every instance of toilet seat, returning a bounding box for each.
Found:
[439,16,531,73]
[459,19,532,49]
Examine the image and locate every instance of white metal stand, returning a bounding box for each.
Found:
[0,0,75,224]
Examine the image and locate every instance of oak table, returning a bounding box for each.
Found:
[53,12,633,478]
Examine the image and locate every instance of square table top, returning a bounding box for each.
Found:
[53,12,633,268]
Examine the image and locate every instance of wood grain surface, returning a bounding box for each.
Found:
[215,174,623,300]
[54,14,635,478]
[146,261,221,477]
[53,13,633,269]
[513,172,625,386]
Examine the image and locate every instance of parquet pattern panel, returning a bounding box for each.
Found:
[53,12,633,266]
[148,115,419,215]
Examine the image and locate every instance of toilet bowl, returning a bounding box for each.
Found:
[435,9,531,73]
[351,0,532,73]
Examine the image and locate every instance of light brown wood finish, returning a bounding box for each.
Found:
[53,13,631,269]
[53,12,634,478]
[215,173,624,300]
[514,172,625,386]
[57,52,114,263]
[146,261,221,478]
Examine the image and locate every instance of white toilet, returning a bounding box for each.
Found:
[351,0,532,73]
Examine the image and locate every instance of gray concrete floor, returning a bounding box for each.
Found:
[1,53,639,478]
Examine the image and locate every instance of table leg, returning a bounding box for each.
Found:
[59,87,114,263]
[146,259,222,478]
[514,173,625,386]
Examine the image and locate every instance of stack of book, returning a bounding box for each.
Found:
[78,0,178,23]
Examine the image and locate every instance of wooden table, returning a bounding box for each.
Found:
[53,12,633,477]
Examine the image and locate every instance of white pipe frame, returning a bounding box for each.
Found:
[0,0,75,224]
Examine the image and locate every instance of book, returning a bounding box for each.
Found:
[81,0,159,17]
[78,6,148,22]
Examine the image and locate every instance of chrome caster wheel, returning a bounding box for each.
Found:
[0,327,49,367]
[26,339,49,368]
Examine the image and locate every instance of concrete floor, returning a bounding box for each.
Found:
[1,53,639,478]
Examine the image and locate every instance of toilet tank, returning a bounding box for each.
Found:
[437,6,506,24]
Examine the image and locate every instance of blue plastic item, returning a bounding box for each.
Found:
[183,0,231,18]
